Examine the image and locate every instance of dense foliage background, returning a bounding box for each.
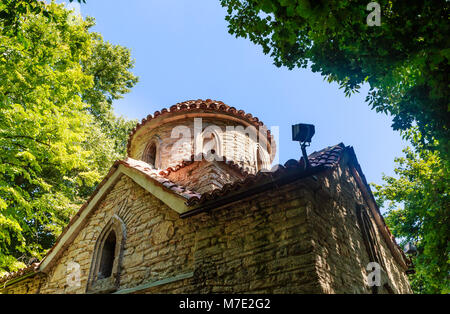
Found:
[373,130,449,293]
[220,0,449,293]
[0,1,137,273]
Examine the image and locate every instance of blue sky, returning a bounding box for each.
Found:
[65,0,407,186]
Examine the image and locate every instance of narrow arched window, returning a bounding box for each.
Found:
[143,143,156,166]
[356,205,387,294]
[256,143,262,171]
[98,231,116,279]
[143,138,161,168]
[256,143,270,172]
[87,215,126,293]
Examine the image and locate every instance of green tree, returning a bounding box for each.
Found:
[221,0,450,293]
[0,2,137,273]
[373,131,449,293]
[220,0,449,156]
[82,33,138,163]
[0,0,85,34]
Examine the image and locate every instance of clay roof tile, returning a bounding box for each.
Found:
[0,262,40,285]
[127,100,269,157]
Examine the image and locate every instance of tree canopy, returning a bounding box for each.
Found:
[0,2,137,273]
[373,131,449,293]
[220,0,449,156]
[220,0,449,293]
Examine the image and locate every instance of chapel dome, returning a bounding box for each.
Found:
[127,99,276,174]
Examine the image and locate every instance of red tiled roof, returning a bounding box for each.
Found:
[0,263,39,285]
[308,144,345,167]
[127,99,273,155]
[183,143,346,206]
[119,158,202,201]
[158,144,346,206]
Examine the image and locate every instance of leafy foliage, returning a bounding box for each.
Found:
[220,0,449,156]
[373,131,449,293]
[0,0,85,34]
[0,2,137,273]
[221,0,450,293]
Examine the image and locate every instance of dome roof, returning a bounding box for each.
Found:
[127,99,275,158]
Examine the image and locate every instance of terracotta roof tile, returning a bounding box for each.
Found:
[0,262,40,285]
[307,143,346,167]
[119,158,202,200]
[127,99,272,155]
[184,143,346,206]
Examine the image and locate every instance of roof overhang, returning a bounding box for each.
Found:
[39,161,190,273]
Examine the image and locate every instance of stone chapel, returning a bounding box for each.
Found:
[0,99,412,294]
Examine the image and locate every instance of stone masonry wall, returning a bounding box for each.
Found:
[0,273,46,294]
[2,172,319,294]
[308,160,412,293]
[1,162,411,294]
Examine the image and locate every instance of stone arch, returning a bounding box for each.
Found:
[87,215,126,293]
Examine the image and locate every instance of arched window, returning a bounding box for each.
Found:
[142,137,160,168]
[144,143,156,166]
[203,133,218,159]
[87,215,126,293]
[98,231,116,279]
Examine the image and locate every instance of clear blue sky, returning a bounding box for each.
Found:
[64,0,407,186]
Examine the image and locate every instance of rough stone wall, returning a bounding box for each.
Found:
[132,118,269,174]
[183,186,319,294]
[1,161,411,294]
[1,173,319,294]
[308,161,412,294]
[0,273,46,294]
